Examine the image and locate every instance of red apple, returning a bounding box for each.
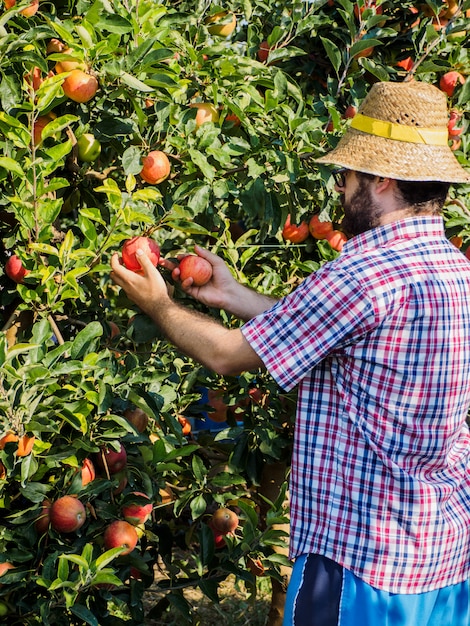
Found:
[0,562,15,580]
[139,150,171,184]
[257,40,272,63]
[103,520,138,555]
[35,499,52,535]
[4,0,38,17]
[121,236,160,273]
[94,443,127,475]
[5,254,29,283]
[81,458,96,486]
[50,496,86,533]
[439,71,465,97]
[121,492,153,525]
[326,230,348,252]
[210,524,226,548]
[210,507,239,534]
[123,407,149,433]
[343,104,357,119]
[396,57,413,72]
[178,255,213,286]
[61,70,98,103]
[189,102,220,127]
[282,214,310,243]
[448,110,463,137]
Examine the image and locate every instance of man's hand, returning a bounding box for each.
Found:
[159,245,238,311]
[110,248,170,316]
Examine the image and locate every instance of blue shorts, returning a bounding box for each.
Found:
[283,554,470,626]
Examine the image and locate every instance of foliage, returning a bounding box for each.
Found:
[0,0,469,623]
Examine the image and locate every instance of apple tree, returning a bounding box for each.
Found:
[0,0,468,624]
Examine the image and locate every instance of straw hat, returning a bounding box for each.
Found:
[316,80,470,183]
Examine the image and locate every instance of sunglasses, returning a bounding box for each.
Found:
[332,168,348,188]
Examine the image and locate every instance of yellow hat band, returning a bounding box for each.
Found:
[350,113,449,146]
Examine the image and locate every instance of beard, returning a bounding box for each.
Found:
[340,177,383,237]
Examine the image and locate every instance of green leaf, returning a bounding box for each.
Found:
[320,37,342,75]
[120,71,154,93]
[190,493,207,520]
[70,604,99,626]
[0,156,24,176]
[70,322,103,359]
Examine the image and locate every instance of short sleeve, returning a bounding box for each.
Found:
[241,267,376,390]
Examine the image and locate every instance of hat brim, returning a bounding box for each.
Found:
[316,128,470,184]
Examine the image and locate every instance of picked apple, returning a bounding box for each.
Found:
[178,254,213,286]
[121,236,160,273]
[50,495,86,533]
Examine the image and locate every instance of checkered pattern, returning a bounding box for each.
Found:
[242,217,470,593]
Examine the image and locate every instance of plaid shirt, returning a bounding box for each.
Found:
[242,216,470,593]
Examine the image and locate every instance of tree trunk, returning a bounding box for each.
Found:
[258,460,291,626]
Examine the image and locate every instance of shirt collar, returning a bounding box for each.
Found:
[342,216,446,254]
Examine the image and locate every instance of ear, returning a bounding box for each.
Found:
[374,176,393,194]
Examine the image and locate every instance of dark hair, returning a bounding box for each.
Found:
[395,180,450,214]
[356,172,450,215]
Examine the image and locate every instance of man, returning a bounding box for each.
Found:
[111,81,470,626]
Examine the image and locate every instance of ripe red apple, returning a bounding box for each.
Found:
[103,520,138,555]
[326,230,348,252]
[123,407,149,433]
[257,40,272,63]
[121,492,153,525]
[4,0,38,17]
[46,38,65,54]
[448,110,463,137]
[282,214,310,243]
[309,214,334,240]
[177,415,192,436]
[61,70,98,103]
[396,57,413,72]
[33,115,54,146]
[205,11,236,37]
[94,443,127,475]
[0,562,15,579]
[35,498,52,535]
[121,236,160,272]
[77,133,101,162]
[50,496,86,533]
[210,507,239,534]
[342,104,357,119]
[81,458,96,486]
[189,102,220,127]
[210,524,226,549]
[139,150,171,184]
[439,71,465,97]
[5,254,29,283]
[178,255,213,286]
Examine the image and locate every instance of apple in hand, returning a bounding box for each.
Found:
[178,254,213,286]
[121,492,153,525]
[121,236,160,273]
[77,133,101,162]
[50,495,86,533]
[103,520,139,555]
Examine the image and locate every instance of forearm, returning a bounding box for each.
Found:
[218,281,279,322]
[144,296,263,376]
